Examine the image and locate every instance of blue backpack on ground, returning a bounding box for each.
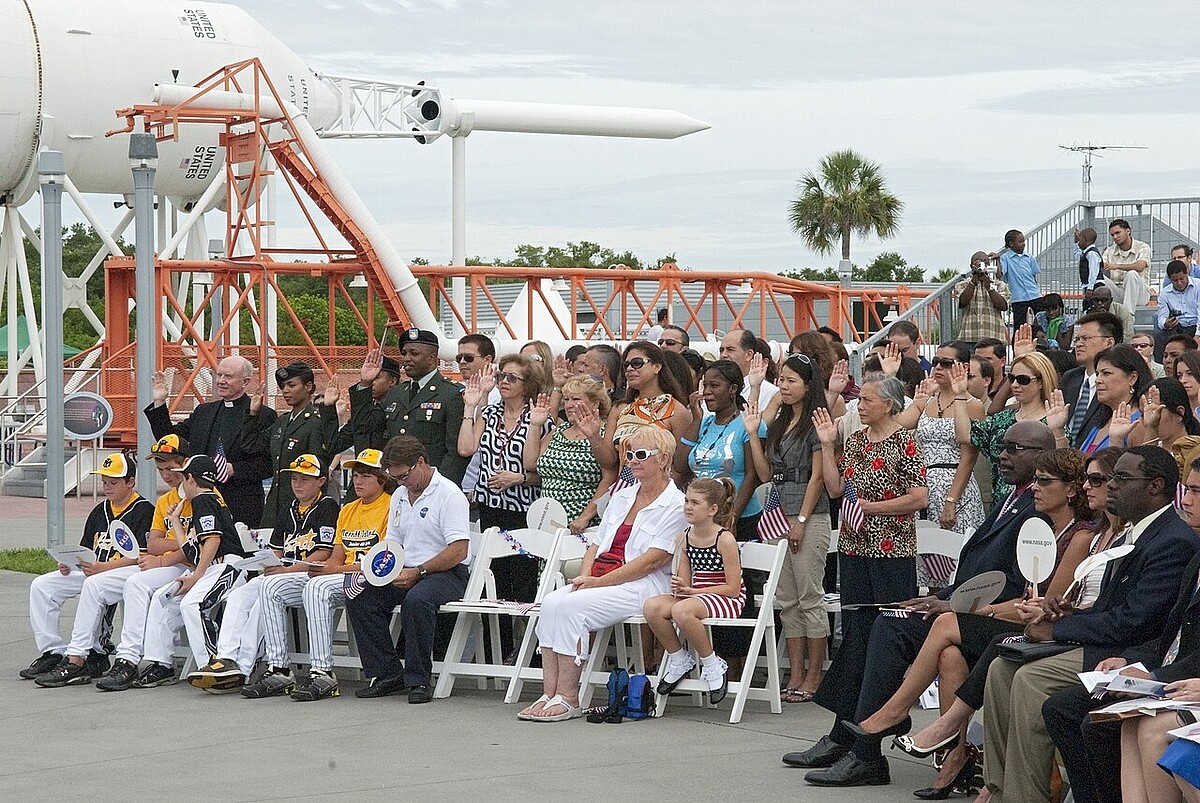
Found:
[625,673,654,720]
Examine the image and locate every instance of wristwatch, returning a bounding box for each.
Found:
[417,566,428,580]
[796,515,807,524]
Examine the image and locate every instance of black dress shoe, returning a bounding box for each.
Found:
[844,715,912,743]
[408,685,433,704]
[355,674,408,699]
[782,735,851,768]
[804,753,891,787]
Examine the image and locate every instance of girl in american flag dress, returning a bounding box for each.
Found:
[644,477,746,704]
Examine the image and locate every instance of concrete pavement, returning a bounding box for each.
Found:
[0,499,949,803]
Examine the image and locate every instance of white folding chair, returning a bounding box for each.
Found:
[650,540,788,723]
[916,520,968,590]
[432,527,561,699]
[503,528,591,703]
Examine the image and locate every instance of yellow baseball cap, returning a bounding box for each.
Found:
[92,452,135,479]
[281,454,325,477]
[343,448,385,470]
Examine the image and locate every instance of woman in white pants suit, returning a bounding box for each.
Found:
[521,424,686,722]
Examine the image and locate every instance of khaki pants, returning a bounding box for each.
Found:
[774,513,831,639]
[983,647,1083,803]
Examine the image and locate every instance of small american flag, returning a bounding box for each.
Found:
[343,572,367,600]
[609,463,639,495]
[213,442,233,483]
[756,485,791,542]
[920,553,958,587]
[840,478,865,536]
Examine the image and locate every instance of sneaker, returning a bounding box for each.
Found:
[240,667,295,699]
[20,651,64,680]
[188,657,243,690]
[84,650,111,679]
[131,663,179,688]
[290,669,339,701]
[97,659,140,692]
[201,675,245,695]
[656,651,697,695]
[354,674,407,699]
[700,656,729,705]
[34,660,92,688]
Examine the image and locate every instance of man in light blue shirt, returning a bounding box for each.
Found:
[1161,244,1200,287]
[994,229,1040,331]
[1157,259,1200,360]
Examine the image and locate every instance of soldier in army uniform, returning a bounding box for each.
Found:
[240,361,339,528]
[351,329,467,485]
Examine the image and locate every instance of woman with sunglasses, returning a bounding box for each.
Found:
[953,351,1057,503]
[521,425,686,722]
[598,341,692,482]
[1078,344,1150,454]
[894,341,985,535]
[459,354,553,655]
[870,449,1096,798]
[743,352,831,702]
[1174,350,1200,419]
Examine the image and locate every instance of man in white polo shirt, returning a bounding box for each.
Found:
[721,329,778,408]
[346,435,470,704]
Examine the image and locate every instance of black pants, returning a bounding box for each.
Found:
[1010,300,1036,333]
[479,504,541,657]
[1043,684,1120,803]
[345,564,470,687]
[813,554,917,748]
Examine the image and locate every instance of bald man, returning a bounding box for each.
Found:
[145,356,275,527]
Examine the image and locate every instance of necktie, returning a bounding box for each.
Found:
[1069,377,1093,442]
[404,380,419,402]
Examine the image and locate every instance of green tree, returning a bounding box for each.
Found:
[781,267,839,281]
[930,267,960,284]
[858,251,923,283]
[788,149,903,261]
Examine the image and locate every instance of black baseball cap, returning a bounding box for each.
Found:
[402,328,439,347]
[275,361,315,385]
[171,454,220,484]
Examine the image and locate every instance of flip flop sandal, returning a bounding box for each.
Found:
[517,693,552,721]
[531,694,582,722]
[783,688,815,703]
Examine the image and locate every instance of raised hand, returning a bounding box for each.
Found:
[462,372,485,410]
[914,376,937,408]
[320,381,340,407]
[574,405,602,440]
[880,343,902,376]
[478,366,497,399]
[741,401,762,435]
[360,347,383,385]
[1046,388,1070,432]
[529,393,553,429]
[948,361,969,397]
[1013,323,1035,358]
[828,359,849,397]
[1108,401,1134,442]
[812,407,837,446]
[746,353,767,389]
[1142,384,1164,431]
[151,370,169,405]
[551,354,572,389]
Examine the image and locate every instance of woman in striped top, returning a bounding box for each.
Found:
[643,477,745,705]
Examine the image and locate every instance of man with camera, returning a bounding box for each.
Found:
[956,250,1011,347]
[1157,259,1200,359]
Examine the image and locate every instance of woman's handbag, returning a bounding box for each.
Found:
[995,636,1075,664]
[590,551,624,577]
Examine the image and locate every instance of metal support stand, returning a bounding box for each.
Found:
[131,134,159,498]
[40,152,65,546]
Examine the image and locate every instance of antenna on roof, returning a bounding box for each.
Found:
[1059,143,1148,203]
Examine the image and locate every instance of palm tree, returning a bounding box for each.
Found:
[788,149,903,261]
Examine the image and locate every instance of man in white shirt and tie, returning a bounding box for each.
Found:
[1059,311,1122,450]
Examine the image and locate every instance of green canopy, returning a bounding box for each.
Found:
[0,317,83,356]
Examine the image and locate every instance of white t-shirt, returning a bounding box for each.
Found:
[385,469,470,567]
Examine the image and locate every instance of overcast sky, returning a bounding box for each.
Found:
[208,2,1200,275]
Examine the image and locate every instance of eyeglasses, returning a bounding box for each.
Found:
[625,448,661,462]
[524,354,544,362]
[624,357,651,370]
[386,465,413,482]
[1084,472,1113,487]
[455,353,477,364]
[1110,473,1154,484]
[150,440,179,454]
[1032,475,1065,487]
[931,357,960,368]
[785,353,812,364]
[1000,442,1041,454]
[1088,298,1113,306]
[658,338,681,347]
[1131,342,1154,350]
[289,456,320,471]
[496,371,525,384]
[1072,334,1112,344]
[1010,373,1037,386]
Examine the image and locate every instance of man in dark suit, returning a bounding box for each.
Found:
[145,356,274,528]
[238,361,339,528]
[795,421,1056,787]
[982,445,1199,803]
[1042,458,1200,803]
[1059,311,1122,450]
[350,329,467,485]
